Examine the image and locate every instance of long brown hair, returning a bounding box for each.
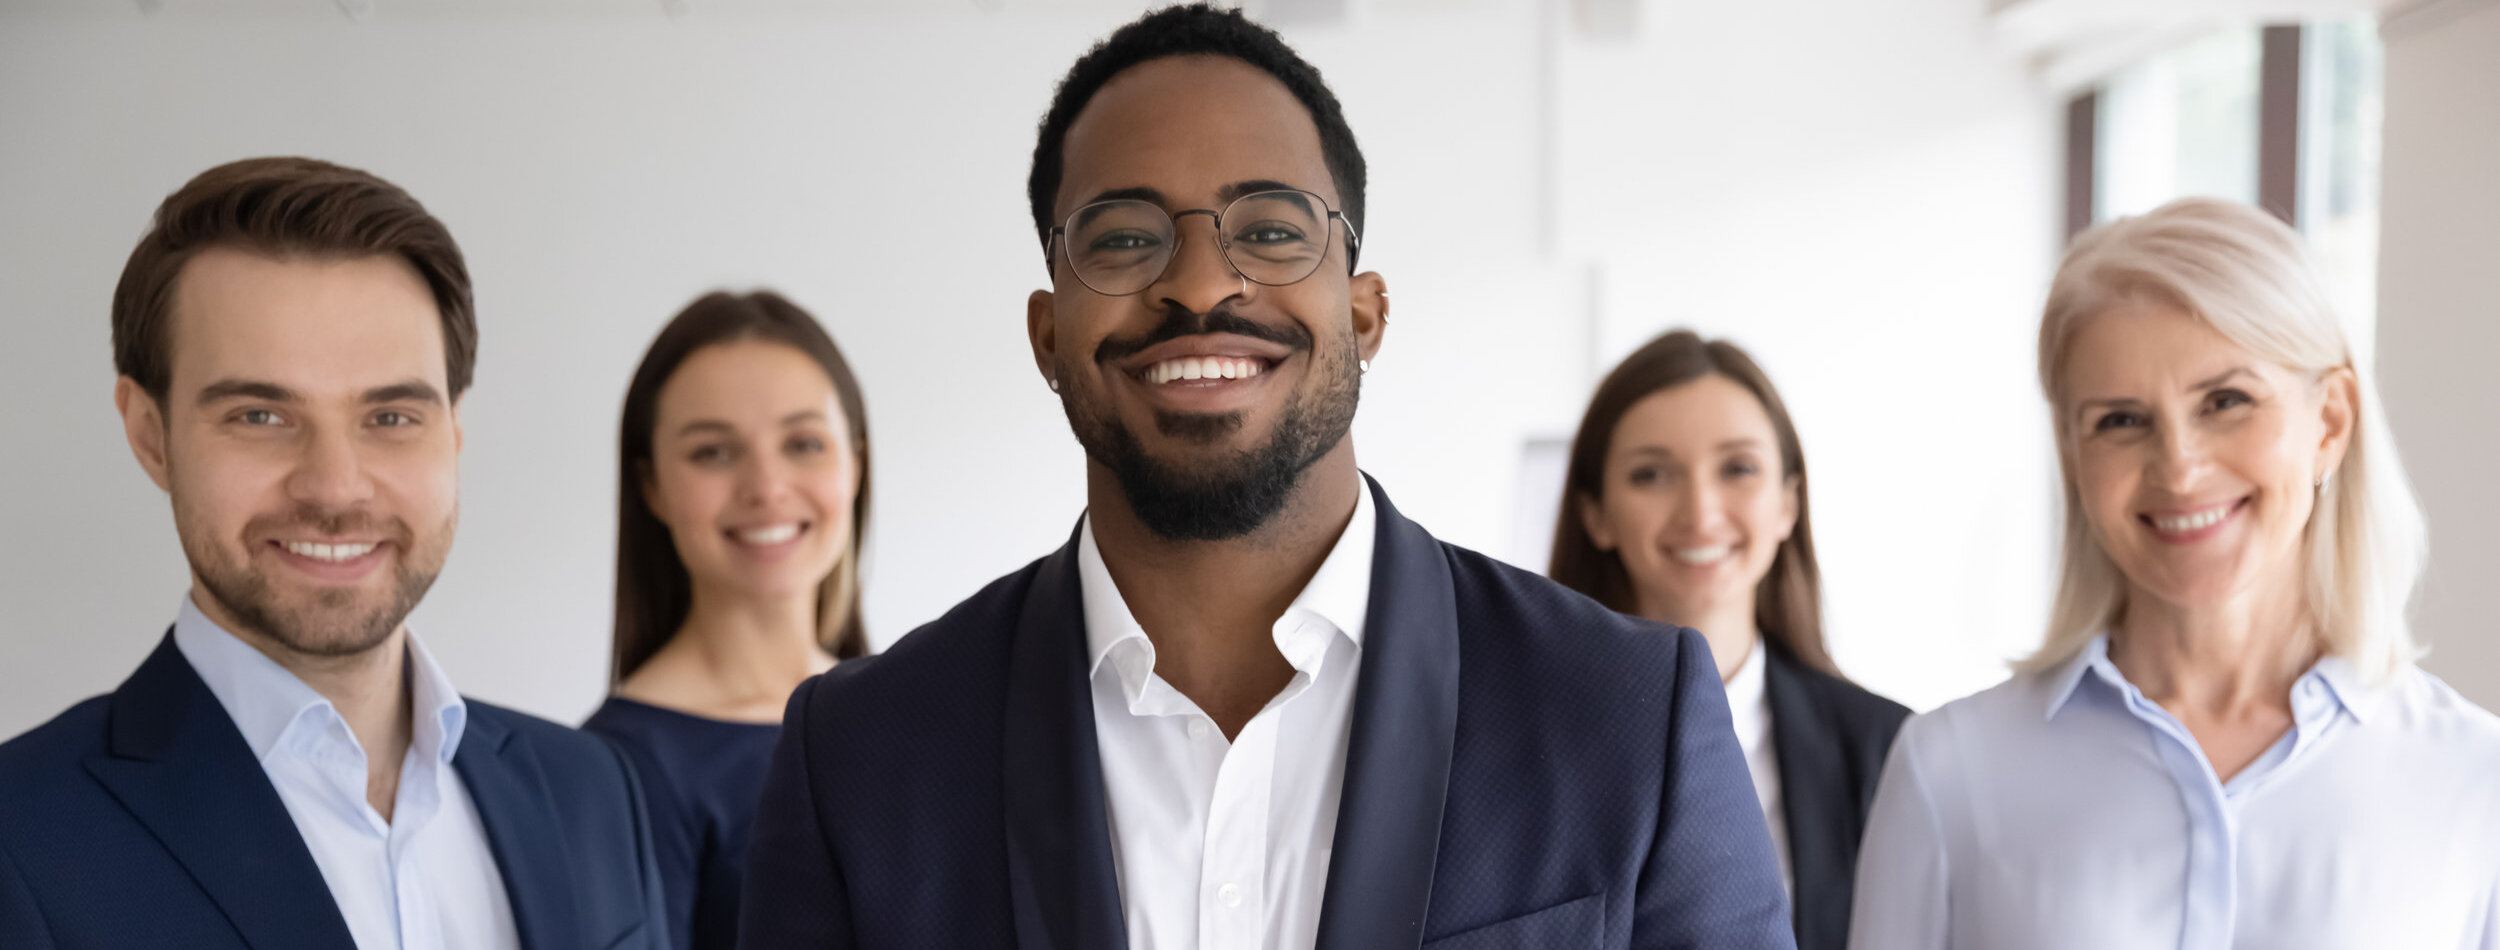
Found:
[1547,330,1837,675]
[611,291,872,683]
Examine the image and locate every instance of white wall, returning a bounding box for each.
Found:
[0,0,2059,735]
[1553,0,2064,708]
[2378,0,2500,709]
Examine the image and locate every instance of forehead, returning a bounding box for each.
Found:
[655,341,841,429]
[166,246,447,397]
[2063,301,2271,394]
[1056,54,1337,218]
[1614,375,1775,451]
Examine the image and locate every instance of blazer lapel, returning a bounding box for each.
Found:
[1313,479,1462,950]
[456,710,583,950]
[1764,649,1845,948]
[1001,532,1128,950]
[83,633,358,950]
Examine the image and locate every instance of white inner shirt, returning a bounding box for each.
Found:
[172,593,521,950]
[1722,639,1791,895]
[1076,481,1374,950]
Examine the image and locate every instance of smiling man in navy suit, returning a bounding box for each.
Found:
[0,157,666,950]
[737,6,1793,949]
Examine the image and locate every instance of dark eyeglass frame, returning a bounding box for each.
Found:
[1047,188,1362,297]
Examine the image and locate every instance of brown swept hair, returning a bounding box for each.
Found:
[611,291,872,683]
[113,156,476,403]
[1547,330,1837,676]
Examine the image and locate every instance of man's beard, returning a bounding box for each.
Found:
[177,498,453,658]
[1060,306,1361,542]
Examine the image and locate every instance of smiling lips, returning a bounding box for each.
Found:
[1672,545,1732,565]
[282,540,378,563]
[731,522,805,546]
[1144,356,1269,384]
[2143,497,2248,539]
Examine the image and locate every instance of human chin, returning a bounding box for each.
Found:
[186,508,445,658]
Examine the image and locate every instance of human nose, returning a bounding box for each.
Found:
[1146,210,1245,315]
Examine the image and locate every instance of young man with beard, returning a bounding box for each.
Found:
[0,158,667,950]
[739,6,1793,949]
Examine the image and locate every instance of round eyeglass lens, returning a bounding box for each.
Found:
[1065,200,1177,296]
[1221,191,1330,286]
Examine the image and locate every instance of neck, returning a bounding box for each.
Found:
[673,584,835,705]
[1642,593,1759,683]
[2108,575,2317,718]
[189,585,413,820]
[1086,442,1361,739]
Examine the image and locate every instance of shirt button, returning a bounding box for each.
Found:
[1188,720,1210,739]
[1217,882,1243,908]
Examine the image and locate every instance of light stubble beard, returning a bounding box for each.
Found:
[176,497,456,660]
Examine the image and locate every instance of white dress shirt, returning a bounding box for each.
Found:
[172,594,522,950]
[1721,640,1791,896]
[1076,481,1374,950]
[1850,632,2500,950]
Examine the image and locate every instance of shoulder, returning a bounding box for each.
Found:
[1772,651,1913,744]
[1886,671,2054,777]
[785,556,1048,735]
[1437,541,1702,695]
[0,696,112,801]
[2374,666,2500,760]
[466,700,638,792]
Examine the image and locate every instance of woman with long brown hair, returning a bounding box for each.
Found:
[1550,329,1907,950]
[582,290,870,950]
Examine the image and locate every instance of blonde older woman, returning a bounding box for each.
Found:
[1847,198,2500,950]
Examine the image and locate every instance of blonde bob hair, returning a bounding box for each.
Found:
[2025,197,2427,683]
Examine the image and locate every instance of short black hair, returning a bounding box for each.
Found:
[1027,3,1366,267]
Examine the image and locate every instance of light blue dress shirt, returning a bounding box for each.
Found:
[1850,633,2500,950]
[172,594,521,950]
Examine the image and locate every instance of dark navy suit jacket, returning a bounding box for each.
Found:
[0,634,669,950]
[739,481,1795,949]
[1761,646,1910,950]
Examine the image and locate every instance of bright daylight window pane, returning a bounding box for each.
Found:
[2095,28,2264,220]
[2303,15,2384,355]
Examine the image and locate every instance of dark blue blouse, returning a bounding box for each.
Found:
[583,696,782,950]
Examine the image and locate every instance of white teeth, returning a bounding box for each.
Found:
[736,523,801,545]
[1147,357,1266,385]
[2151,505,2232,534]
[284,541,376,562]
[1673,546,1731,565]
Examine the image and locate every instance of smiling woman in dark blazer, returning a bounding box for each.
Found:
[1551,329,1910,950]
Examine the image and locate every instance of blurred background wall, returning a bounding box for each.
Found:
[0,0,2487,735]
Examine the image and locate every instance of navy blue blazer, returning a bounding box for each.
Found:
[739,481,1794,949]
[0,634,669,950]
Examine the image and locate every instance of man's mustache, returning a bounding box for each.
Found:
[1093,303,1313,365]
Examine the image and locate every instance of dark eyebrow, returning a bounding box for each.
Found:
[673,419,735,439]
[1217,180,1306,203]
[1077,186,1167,210]
[196,379,297,406]
[1717,438,1765,451]
[363,380,444,406]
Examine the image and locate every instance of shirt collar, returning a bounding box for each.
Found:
[2043,632,2116,721]
[2304,652,2381,724]
[2042,629,2383,727]
[1721,638,1770,728]
[171,592,468,766]
[1076,473,1376,703]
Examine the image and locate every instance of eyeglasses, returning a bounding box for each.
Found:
[1048,188,1360,297]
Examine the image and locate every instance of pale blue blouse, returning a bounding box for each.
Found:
[1849,634,2500,950]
